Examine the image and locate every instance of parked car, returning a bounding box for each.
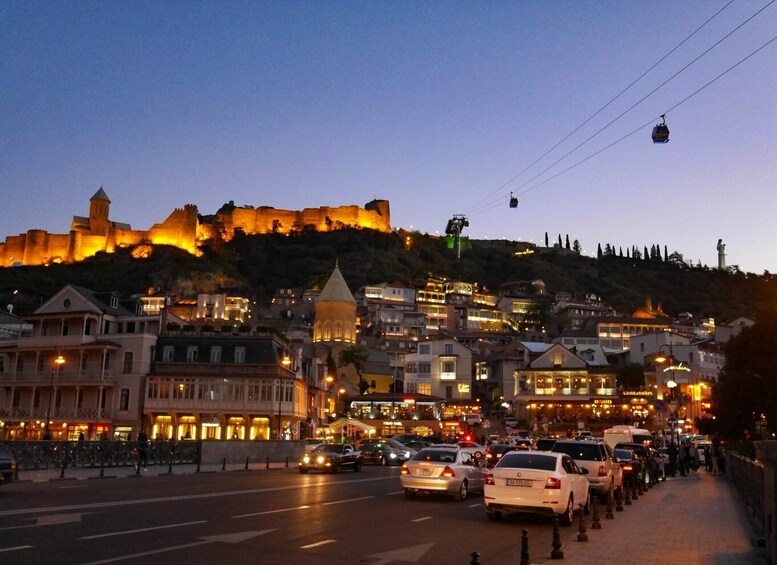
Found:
[503,437,532,450]
[0,443,16,486]
[551,439,622,497]
[613,447,642,483]
[401,446,484,501]
[360,442,408,466]
[484,444,517,468]
[534,437,558,451]
[298,444,362,474]
[483,451,590,525]
[615,442,656,485]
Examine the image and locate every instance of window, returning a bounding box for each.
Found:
[173,378,195,400]
[37,356,44,372]
[210,346,222,363]
[123,352,133,374]
[444,343,454,355]
[260,382,273,401]
[41,323,48,337]
[418,362,431,375]
[186,346,198,362]
[81,353,88,372]
[62,321,69,336]
[416,383,431,395]
[0,355,4,373]
[445,385,453,399]
[120,388,130,411]
[418,344,430,355]
[163,346,174,362]
[234,346,245,363]
[85,320,92,336]
[198,382,218,401]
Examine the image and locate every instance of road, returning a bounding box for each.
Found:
[0,465,563,564]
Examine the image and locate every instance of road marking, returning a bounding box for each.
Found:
[80,530,274,564]
[0,545,32,553]
[300,539,336,549]
[0,476,392,518]
[233,505,311,518]
[411,516,432,522]
[322,496,373,506]
[385,491,404,495]
[36,513,84,525]
[79,520,207,540]
[366,542,435,564]
[58,485,86,489]
[468,503,481,508]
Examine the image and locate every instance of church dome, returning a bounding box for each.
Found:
[318,263,356,304]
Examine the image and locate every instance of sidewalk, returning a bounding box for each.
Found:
[14,460,295,482]
[535,470,767,565]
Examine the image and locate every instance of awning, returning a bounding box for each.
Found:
[328,418,377,433]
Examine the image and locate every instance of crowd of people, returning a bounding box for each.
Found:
[665,434,725,477]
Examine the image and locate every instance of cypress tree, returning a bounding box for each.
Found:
[597,243,603,259]
[565,234,571,249]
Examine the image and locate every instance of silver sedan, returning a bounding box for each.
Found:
[400,447,484,501]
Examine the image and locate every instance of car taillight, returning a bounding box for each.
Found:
[442,466,456,477]
[598,465,607,477]
[401,464,409,475]
[545,477,561,489]
[623,464,633,471]
[486,453,493,460]
[483,472,494,485]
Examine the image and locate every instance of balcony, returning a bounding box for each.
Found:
[3,369,117,384]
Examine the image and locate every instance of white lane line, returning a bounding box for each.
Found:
[385,491,404,495]
[321,496,374,506]
[0,545,32,553]
[58,485,86,489]
[468,503,481,508]
[233,505,311,519]
[411,516,433,523]
[79,520,207,540]
[0,476,392,518]
[300,539,336,549]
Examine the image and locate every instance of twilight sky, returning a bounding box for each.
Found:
[2,2,776,273]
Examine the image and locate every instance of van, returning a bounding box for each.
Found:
[603,425,653,450]
[464,414,483,425]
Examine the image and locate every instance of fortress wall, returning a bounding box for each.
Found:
[146,206,199,254]
[0,235,28,266]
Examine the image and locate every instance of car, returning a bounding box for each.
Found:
[303,439,327,452]
[504,416,519,428]
[504,437,533,450]
[484,444,517,468]
[298,444,362,473]
[551,439,622,497]
[358,437,416,459]
[404,439,434,452]
[360,442,409,466]
[0,444,16,486]
[613,447,642,483]
[483,451,590,525]
[534,437,558,451]
[401,447,485,501]
[615,442,656,485]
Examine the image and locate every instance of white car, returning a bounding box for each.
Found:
[483,451,590,525]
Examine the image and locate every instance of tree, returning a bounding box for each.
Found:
[656,245,662,261]
[557,234,562,247]
[597,243,603,260]
[664,245,668,261]
[572,239,581,254]
[644,246,649,260]
[713,320,777,442]
[545,232,549,247]
[617,363,646,390]
[565,234,570,249]
[338,345,370,394]
[604,243,612,256]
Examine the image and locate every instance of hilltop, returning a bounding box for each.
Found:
[1,229,774,325]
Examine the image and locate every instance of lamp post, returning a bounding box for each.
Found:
[278,353,291,440]
[46,354,66,439]
[338,388,346,443]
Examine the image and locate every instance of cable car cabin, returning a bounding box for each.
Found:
[509,193,518,208]
[652,115,669,143]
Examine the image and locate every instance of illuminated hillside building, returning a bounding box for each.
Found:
[0,189,391,267]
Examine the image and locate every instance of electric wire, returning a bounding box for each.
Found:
[466,0,736,216]
[470,0,777,216]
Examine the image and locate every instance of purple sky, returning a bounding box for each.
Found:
[2,2,776,273]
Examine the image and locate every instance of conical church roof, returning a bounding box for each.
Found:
[91,187,111,203]
[318,263,355,304]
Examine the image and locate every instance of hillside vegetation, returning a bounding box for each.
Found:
[1,229,775,323]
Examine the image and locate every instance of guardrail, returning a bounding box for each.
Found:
[3,440,201,471]
[726,450,764,534]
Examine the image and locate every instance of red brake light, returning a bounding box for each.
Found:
[401,464,409,475]
[442,466,456,478]
[545,477,561,489]
[598,465,607,477]
[485,453,493,460]
[483,472,494,485]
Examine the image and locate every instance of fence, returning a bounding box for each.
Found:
[726,450,765,535]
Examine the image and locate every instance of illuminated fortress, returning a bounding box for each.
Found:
[0,189,391,266]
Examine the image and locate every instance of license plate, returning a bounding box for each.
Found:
[417,468,433,476]
[506,479,532,487]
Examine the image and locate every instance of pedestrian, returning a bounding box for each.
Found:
[689,442,700,473]
[668,441,678,477]
[678,441,687,476]
[78,431,85,444]
[711,435,721,476]
[703,445,712,472]
[137,429,149,471]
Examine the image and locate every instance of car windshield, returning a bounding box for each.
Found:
[497,452,557,471]
[552,442,603,461]
[413,449,457,463]
[314,445,344,454]
[535,439,557,451]
[614,448,634,461]
[616,443,648,457]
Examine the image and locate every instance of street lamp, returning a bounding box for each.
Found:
[46,354,65,439]
[278,353,291,440]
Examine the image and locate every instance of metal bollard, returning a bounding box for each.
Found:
[60,457,67,479]
[632,476,639,499]
[266,456,270,470]
[100,457,105,477]
[550,514,564,559]
[222,457,226,471]
[245,456,249,470]
[168,458,173,474]
[590,494,602,529]
[196,456,201,473]
[624,478,632,505]
[470,551,480,564]
[605,484,615,519]
[576,504,588,542]
[13,464,19,481]
[615,484,624,511]
[285,456,289,468]
[519,529,530,565]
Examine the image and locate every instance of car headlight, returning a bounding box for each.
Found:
[302,455,310,464]
[389,452,397,459]
[316,455,326,464]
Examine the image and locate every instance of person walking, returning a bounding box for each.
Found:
[689,442,700,473]
[703,444,712,472]
[711,435,721,476]
[137,429,149,471]
[678,440,688,476]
